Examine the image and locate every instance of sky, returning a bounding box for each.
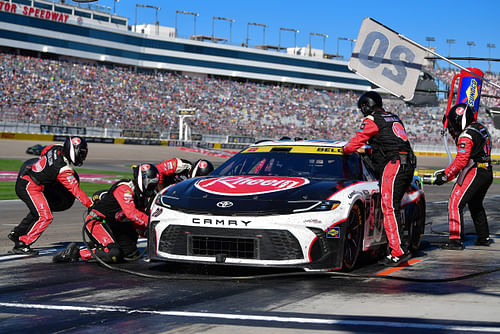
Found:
[82,0,499,73]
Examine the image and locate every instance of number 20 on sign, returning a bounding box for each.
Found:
[348,18,427,101]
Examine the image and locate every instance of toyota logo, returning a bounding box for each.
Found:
[217,201,233,208]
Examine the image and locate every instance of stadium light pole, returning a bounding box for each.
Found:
[446,39,456,57]
[425,37,436,68]
[446,39,456,69]
[279,27,299,54]
[113,0,119,15]
[467,41,476,66]
[135,4,160,35]
[94,4,111,13]
[487,43,496,73]
[425,36,435,47]
[309,32,328,57]
[212,16,235,44]
[246,22,267,48]
[175,10,199,38]
[337,37,354,60]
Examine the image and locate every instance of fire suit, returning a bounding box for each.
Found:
[443,122,492,241]
[82,180,149,263]
[156,158,189,188]
[13,145,92,246]
[344,108,416,258]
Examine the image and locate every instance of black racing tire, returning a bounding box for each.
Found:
[407,199,426,253]
[342,203,364,272]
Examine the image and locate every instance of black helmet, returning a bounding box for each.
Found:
[133,163,160,196]
[445,103,476,138]
[190,159,214,178]
[63,136,88,166]
[358,91,383,116]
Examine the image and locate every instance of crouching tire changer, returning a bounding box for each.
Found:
[53,163,160,263]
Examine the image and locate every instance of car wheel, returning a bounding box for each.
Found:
[405,199,426,253]
[342,204,363,272]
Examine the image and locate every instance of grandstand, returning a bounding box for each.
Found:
[0,0,499,149]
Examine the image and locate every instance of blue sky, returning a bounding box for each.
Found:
[88,0,499,73]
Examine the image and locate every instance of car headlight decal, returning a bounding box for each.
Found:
[290,200,340,213]
[155,195,174,208]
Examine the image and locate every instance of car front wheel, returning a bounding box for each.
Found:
[342,204,363,272]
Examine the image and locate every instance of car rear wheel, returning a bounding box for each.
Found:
[342,204,363,272]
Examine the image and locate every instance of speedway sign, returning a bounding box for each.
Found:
[349,18,427,101]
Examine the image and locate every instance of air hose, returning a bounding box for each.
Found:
[79,223,500,283]
[78,209,500,282]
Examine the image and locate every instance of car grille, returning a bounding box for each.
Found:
[158,225,303,260]
[191,235,256,259]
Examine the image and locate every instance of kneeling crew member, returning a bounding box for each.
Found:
[53,163,159,263]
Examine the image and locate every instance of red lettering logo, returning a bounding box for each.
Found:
[195,176,309,196]
[455,106,465,116]
[141,164,150,171]
[392,123,408,141]
[32,156,47,172]
[71,137,81,146]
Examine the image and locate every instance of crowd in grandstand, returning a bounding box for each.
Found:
[1,51,499,145]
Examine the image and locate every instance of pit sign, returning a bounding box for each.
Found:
[348,18,427,101]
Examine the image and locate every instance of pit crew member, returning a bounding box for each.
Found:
[343,91,416,266]
[52,163,160,263]
[434,103,493,250]
[156,158,214,189]
[8,136,92,255]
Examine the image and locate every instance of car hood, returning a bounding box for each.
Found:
[157,175,356,215]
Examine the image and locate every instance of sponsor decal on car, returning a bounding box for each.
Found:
[326,226,341,238]
[241,146,343,154]
[151,207,163,217]
[192,217,252,226]
[195,176,309,196]
[216,201,234,208]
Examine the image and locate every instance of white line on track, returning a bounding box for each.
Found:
[0,302,499,332]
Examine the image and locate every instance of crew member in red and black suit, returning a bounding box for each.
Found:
[155,158,214,190]
[53,163,160,263]
[155,158,193,190]
[434,103,493,250]
[8,136,92,255]
[343,91,416,266]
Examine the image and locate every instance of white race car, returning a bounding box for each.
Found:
[148,139,425,271]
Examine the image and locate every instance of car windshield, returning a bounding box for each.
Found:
[212,150,363,180]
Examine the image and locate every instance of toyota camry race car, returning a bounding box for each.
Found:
[148,139,425,271]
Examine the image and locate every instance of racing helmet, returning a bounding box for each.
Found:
[357,91,383,116]
[190,159,214,178]
[63,136,88,166]
[133,163,160,196]
[444,103,476,139]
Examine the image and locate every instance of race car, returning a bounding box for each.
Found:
[26,144,46,155]
[148,139,425,271]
